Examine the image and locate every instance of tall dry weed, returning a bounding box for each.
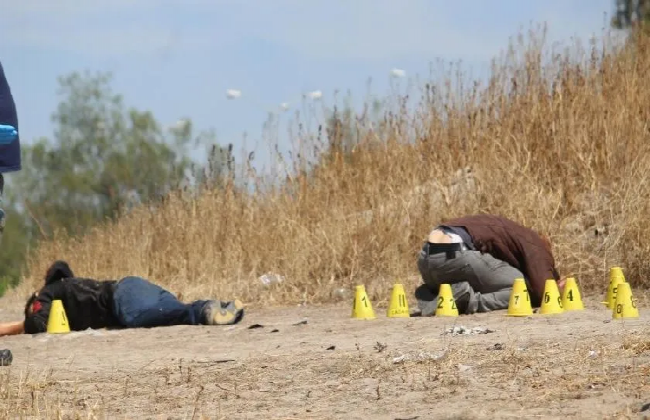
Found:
[10,26,650,307]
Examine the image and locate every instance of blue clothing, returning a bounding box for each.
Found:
[0,125,17,144]
[0,61,21,173]
[111,276,209,328]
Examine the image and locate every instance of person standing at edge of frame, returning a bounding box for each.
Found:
[0,60,23,367]
[0,60,21,242]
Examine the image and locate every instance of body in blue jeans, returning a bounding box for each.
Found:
[22,261,244,335]
[112,276,210,328]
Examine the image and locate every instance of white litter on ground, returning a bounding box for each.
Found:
[443,326,495,336]
[457,363,473,372]
[259,272,285,286]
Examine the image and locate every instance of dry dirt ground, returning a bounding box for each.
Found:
[2,294,650,420]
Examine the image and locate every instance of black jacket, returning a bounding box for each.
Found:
[24,266,121,334]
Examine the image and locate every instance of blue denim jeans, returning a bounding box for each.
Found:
[112,276,209,328]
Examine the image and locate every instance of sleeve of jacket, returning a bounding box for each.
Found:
[521,246,560,304]
[23,283,62,334]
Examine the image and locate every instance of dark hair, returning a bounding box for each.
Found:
[24,261,75,319]
[24,292,38,318]
[44,260,74,285]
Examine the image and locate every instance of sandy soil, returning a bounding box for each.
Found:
[1,295,650,420]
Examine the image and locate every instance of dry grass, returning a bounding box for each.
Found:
[9,25,650,307]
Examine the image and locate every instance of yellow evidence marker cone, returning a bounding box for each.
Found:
[435,284,459,317]
[561,277,584,311]
[506,278,533,317]
[351,285,376,319]
[602,267,625,309]
[612,282,639,319]
[539,279,564,315]
[47,299,71,334]
[387,283,410,318]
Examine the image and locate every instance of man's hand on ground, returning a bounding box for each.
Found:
[557,277,567,292]
[0,321,24,337]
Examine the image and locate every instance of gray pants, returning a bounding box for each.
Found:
[415,243,525,316]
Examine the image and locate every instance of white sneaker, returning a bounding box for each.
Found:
[201,299,245,325]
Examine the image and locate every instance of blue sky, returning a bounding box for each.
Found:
[1,0,618,173]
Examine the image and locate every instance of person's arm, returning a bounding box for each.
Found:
[24,298,51,334]
[0,321,24,336]
[23,283,61,335]
[521,248,560,304]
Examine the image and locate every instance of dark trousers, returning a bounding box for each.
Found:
[0,173,5,243]
[112,276,209,328]
[415,243,523,315]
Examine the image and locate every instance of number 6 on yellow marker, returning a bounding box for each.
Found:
[540,279,563,315]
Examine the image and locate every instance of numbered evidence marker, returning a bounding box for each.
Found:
[612,282,639,319]
[507,278,533,317]
[435,284,459,317]
[47,300,71,334]
[539,279,564,315]
[561,277,584,311]
[603,267,625,309]
[387,283,410,318]
[351,285,376,319]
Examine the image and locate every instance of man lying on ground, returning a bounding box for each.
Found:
[415,214,565,316]
[0,261,244,337]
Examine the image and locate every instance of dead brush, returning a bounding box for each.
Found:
[7,25,650,308]
[622,335,650,355]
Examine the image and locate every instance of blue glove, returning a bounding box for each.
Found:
[0,125,17,145]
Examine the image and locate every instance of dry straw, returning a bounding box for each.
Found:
[9,26,650,308]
